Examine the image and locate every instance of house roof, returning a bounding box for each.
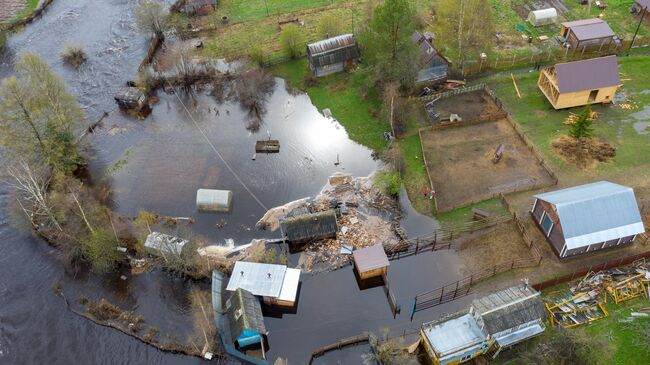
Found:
[281,210,338,243]
[114,87,143,102]
[353,244,389,273]
[278,268,300,303]
[227,261,288,297]
[561,18,614,41]
[411,31,445,65]
[535,181,645,249]
[422,312,488,357]
[473,286,546,335]
[307,34,359,67]
[553,56,621,94]
[225,288,266,341]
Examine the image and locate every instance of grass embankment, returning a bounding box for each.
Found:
[0,0,39,26]
[486,56,650,185]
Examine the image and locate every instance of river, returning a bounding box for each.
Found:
[0,1,464,364]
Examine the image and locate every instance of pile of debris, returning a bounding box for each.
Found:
[546,261,650,328]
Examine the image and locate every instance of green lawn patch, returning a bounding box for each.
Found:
[436,198,508,226]
[220,0,348,23]
[398,134,434,215]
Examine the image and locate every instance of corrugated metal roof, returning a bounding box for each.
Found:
[562,18,614,41]
[422,312,487,356]
[281,210,338,244]
[278,268,300,302]
[225,288,266,342]
[535,181,645,249]
[307,34,359,67]
[227,261,287,298]
[353,244,389,273]
[473,286,545,335]
[554,56,621,94]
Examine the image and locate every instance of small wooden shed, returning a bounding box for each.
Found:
[538,56,621,109]
[531,181,645,258]
[183,0,217,16]
[280,210,338,245]
[559,18,615,49]
[353,244,389,280]
[114,86,147,110]
[225,288,267,350]
[306,34,360,77]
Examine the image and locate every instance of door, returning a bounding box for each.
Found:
[588,89,599,102]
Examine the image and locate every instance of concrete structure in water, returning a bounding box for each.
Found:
[306,34,359,77]
[538,56,621,109]
[421,284,546,364]
[531,181,645,259]
[226,261,301,307]
[353,244,389,280]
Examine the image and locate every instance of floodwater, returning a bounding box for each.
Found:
[0,0,462,364]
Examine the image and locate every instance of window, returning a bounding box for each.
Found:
[234,308,243,320]
[588,89,599,102]
[541,214,553,235]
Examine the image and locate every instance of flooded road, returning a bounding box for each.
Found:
[0,0,460,364]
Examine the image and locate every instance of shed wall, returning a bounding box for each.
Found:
[554,85,619,109]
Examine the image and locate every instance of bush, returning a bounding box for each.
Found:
[569,105,594,140]
[373,171,401,197]
[248,43,266,66]
[279,24,304,59]
[317,13,344,39]
[61,45,87,69]
[82,228,120,273]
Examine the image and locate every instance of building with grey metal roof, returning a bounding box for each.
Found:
[353,244,389,280]
[306,34,359,77]
[532,181,645,258]
[226,261,301,306]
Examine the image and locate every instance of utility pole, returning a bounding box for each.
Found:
[264,0,269,16]
[629,7,647,55]
[457,0,465,64]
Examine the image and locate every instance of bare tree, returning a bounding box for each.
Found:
[234,67,276,130]
[135,0,170,39]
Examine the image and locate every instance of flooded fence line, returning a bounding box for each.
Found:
[307,334,370,365]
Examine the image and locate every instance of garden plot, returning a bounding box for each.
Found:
[420,118,555,212]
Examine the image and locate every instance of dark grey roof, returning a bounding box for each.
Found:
[114,87,143,102]
[562,18,614,41]
[353,244,389,273]
[554,56,621,93]
[225,288,266,342]
[281,210,338,243]
[411,31,446,65]
[307,34,359,67]
[473,286,545,334]
[534,181,645,249]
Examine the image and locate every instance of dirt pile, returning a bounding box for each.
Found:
[552,136,616,169]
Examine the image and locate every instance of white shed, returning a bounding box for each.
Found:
[196,189,232,212]
[527,8,558,27]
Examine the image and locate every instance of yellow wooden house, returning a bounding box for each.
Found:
[537,56,621,109]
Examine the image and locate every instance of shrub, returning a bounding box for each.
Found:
[317,13,344,39]
[61,45,87,69]
[279,24,304,59]
[373,171,401,197]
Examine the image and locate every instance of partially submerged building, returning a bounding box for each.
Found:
[183,0,217,15]
[114,86,147,111]
[226,261,301,307]
[527,8,558,27]
[144,232,188,257]
[531,181,645,258]
[537,55,621,109]
[353,244,389,280]
[421,284,546,364]
[225,288,267,350]
[411,31,450,84]
[196,188,233,212]
[280,210,338,245]
[559,18,616,49]
[306,34,360,77]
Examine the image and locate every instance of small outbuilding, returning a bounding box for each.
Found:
[560,18,616,49]
[196,188,233,212]
[353,244,389,280]
[538,55,621,109]
[225,288,267,350]
[527,8,558,27]
[411,31,450,84]
[531,181,645,258]
[144,232,188,256]
[306,34,360,77]
[183,0,217,16]
[280,210,338,245]
[114,86,147,111]
[226,261,301,307]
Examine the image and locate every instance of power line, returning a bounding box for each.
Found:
[165,80,269,212]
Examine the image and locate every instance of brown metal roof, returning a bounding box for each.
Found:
[561,18,614,41]
[554,56,621,94]
[637,0,650,9]
[353,244,389,273]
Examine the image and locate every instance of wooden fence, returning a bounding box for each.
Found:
[500,194,546,259]
[307,334,370,364]
[139,34,163,71]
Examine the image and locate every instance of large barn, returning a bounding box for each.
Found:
[531,181,645,259]
[306,34,360,77]
[537,56,621,109]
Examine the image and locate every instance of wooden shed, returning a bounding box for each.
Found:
[114,86,147,111]
[280,210,338,245]
[559,18,615,49]
[538,56,621,109]
[353,244,389,280]
[411,31,450,84]
[531,181,645,259]
[225,288,267,350]
[183,0,217,16]
[306,34,359,77]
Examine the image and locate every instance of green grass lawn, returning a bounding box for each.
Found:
[272,59,389,151]
[219,0,346,23]
[564,0,650,38]
[485,56,650,184]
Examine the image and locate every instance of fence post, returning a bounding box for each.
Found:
[511,54,515,66]
[454,280,460,300]
[410,298,417,321]
[439,286,445,304]
[416,237,419,254]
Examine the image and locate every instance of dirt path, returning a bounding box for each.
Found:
[0,0,27,22]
